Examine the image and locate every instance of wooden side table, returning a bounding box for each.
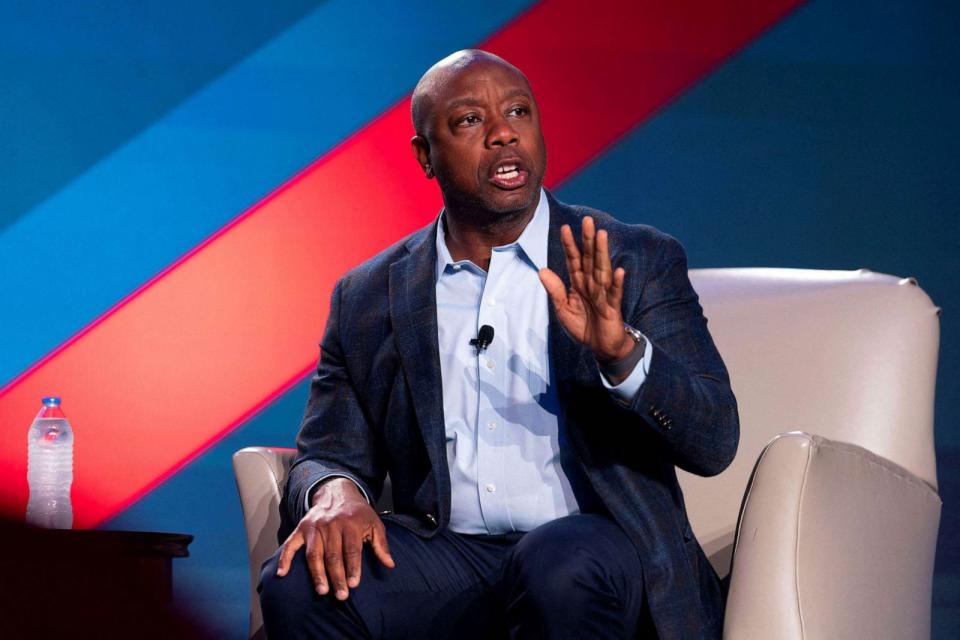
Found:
[0,521,211,638]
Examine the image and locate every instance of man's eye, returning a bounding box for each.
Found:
[507,106,529,117]
[459,114,481,126]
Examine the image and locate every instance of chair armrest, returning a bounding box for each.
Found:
[724,433,941,640]
[232,446,296,639]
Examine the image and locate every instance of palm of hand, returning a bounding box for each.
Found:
[539,216,632,364]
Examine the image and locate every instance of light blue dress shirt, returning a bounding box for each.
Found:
[435,190,652,534]
[307,190,653,524]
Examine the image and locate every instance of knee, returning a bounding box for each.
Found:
[259,546,376,639]
[508,534,604,605]
[503,517,646,636]
[258,548,313,621]
[505,516,642,608]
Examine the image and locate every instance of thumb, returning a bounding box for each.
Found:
[539,268,567,310]
[370,523,395,569]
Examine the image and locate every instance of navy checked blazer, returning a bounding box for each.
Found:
[282,191,739,639]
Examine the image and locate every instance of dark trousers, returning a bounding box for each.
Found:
[259,513,648,639]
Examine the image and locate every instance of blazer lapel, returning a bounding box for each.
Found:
[545,195,607,488]
[546,194,592,392]
[388,222,449,490]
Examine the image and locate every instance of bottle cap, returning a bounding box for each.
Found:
[41,397,61,406]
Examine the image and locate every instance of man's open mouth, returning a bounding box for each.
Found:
[489,159,529,189]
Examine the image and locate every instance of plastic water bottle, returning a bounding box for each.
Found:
[26,396,74,528]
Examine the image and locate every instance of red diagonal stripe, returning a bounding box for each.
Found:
[0,0,801,527]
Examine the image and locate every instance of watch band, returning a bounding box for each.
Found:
[600,324,647,380]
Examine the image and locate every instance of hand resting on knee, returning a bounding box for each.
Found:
[275,477,395,601]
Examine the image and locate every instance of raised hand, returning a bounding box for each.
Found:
[539,216,633,365]
[275,477,394,600]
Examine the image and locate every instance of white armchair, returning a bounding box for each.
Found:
[234,268,941,639]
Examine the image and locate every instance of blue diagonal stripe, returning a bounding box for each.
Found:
[0,0,536,386]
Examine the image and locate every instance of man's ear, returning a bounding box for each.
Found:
[411,135,433,179]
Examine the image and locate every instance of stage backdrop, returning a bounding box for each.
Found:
[1,1,957,636]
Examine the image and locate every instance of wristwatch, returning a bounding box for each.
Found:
[601,324,646,380]
[623,323,647,351]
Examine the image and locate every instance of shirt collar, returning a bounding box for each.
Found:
[435,188,549,281]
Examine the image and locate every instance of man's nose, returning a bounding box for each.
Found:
[485,115,519,147]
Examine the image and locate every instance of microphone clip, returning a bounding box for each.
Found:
[470,324,495,353]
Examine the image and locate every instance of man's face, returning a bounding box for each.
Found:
[417,60,547,220]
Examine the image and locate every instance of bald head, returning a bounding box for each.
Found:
[411,49,531,138]
[408,48,546,223]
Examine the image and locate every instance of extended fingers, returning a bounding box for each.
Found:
[539,267,568,311]
[371,521,395,569]
[581,217,596,284]
[323,528,349,600]
[560,224,582,278]
[595,229,613,288]
[303,530,329,595]
[276,530,305,577]
[579,217,619,299]
[607,267,626,309]
[343,528,364,589]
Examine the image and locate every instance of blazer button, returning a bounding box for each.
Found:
[424,513,439,528]
[378,510,393,516]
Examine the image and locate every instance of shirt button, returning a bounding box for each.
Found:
[485,483,496,493]
[488,298,496,306]
[486,358,495,370]
[487,421,497,430]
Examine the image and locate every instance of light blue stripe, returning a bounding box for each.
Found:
[0,0,535,386]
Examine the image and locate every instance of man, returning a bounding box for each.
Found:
[259,49,738,639]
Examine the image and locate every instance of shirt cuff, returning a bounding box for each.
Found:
[304,473,372,512]
[599,333,653,402]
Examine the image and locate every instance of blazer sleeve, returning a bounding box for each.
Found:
[626,235,739,477]
[284,279,385,524]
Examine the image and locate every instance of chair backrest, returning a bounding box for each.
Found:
[681,268,939,561]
